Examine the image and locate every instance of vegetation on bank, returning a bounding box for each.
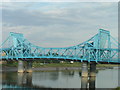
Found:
[115,87,120,90]
[97,64,119,67]
[32,62,81,68]
[2,61,18,67]
[2,61,119,68]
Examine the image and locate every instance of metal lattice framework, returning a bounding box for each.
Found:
[0,29,119,63]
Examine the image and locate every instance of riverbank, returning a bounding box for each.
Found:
[115,87,120,90]
[2,61,119,67]
[32,62,119,68]
[1,61,119,72]
[2,66,82,72]
[2,63,119,72]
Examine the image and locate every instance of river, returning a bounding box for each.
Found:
[1,67,119,89]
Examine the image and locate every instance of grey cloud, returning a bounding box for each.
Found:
[1,2,118,47]
[2,2,117,28]
[2,9,83,26]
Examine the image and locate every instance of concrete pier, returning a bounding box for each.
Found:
[26,61,32,73]
[89,62,96,77]
[18,60,24,73]
[81,62,88,77]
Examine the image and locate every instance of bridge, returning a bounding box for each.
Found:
[0,29,119,77]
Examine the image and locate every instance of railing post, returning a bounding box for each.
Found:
[81,62,88,77]
[18,60,24,73]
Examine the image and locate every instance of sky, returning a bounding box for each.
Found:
[1,2,118,48]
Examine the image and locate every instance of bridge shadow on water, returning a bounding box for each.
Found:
[2,70,98,90]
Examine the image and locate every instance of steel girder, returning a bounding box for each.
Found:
[0,29,119,63]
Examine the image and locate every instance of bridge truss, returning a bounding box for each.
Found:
[0,29,119,64]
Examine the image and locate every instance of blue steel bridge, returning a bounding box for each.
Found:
[0,29,120,64]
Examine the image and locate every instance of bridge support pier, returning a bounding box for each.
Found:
[89,62,96,77]
[18,60,24,73]
[81,62,88,77]
[26,61,32,73]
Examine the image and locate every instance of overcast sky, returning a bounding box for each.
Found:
[1,2,118,47]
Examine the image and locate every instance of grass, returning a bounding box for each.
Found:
[2,61,119,68]
[2,61,18,67]
[32,62,81,68]
[115,87,120,90]
[97,64,119,67]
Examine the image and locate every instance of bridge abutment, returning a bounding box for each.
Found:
[81,62,88,77]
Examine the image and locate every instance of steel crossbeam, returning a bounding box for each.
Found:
[0,29,119,63]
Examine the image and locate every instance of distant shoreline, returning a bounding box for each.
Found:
[1,62,119,72]
[1,65,119,72]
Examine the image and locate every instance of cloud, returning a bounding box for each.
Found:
[1,2,118,47]
[1,0,119,2]
[2,2,118,25]
[2,8,84,26]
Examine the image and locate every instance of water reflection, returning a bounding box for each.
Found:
[81,76,96,90]
[81,77,88,89]
[3,72,46,88]
[61,71,74,77]
[17,73,32,86]
[2,68,119,89]
[89,77,95,90]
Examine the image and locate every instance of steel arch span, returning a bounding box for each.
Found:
[0,29,119,64]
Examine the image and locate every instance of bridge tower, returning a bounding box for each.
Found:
[10,32,32,73]
[81,29,110,77]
